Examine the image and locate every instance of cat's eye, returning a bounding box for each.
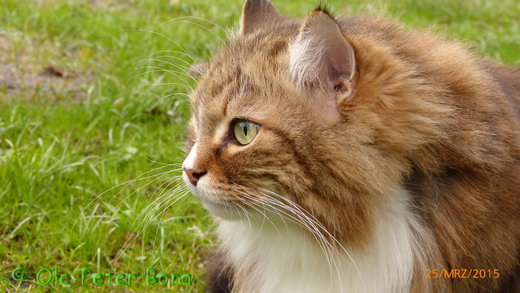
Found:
[233,119,259,145]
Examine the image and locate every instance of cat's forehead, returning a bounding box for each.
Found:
[190,30,298,128]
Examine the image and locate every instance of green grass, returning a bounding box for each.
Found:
[0,0,518,291]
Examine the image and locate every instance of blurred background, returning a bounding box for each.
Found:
[0,0,518,291]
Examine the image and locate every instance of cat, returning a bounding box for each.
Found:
[181,0,520,292]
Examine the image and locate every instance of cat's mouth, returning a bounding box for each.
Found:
[183,177,248,220]
[182,172,275,221]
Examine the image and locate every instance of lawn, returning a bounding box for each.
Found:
[0,0,518,291]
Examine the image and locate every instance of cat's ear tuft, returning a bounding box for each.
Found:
[188,61,209,77]
[240,0,284,35]
[289,10,357,105]
[313,3,334,17]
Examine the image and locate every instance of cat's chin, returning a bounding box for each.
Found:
[200,198,244,221]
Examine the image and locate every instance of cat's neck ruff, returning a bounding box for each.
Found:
[216,187,431,293]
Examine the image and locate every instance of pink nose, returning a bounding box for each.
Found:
[183,168,207,186]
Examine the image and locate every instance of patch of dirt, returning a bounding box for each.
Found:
[0,32,94,103]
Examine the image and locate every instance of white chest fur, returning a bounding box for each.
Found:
[216,188,430,293]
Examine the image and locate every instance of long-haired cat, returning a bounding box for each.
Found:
[181,0,520,292]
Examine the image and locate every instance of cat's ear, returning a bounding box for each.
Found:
[188,61,209,77]
[289,10,357,105]
[240,0,284,34]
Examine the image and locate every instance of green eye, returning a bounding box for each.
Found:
[233,119,259,145]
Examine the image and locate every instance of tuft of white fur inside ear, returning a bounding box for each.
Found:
[289,34,327,90]
[288,12,356,96]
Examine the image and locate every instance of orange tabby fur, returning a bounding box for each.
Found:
[183,1,520,292]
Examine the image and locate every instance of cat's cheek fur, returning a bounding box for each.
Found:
[216,187,440,293]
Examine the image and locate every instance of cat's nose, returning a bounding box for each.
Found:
[183,168,207,186]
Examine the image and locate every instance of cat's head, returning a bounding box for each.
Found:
[181,0,448,243]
